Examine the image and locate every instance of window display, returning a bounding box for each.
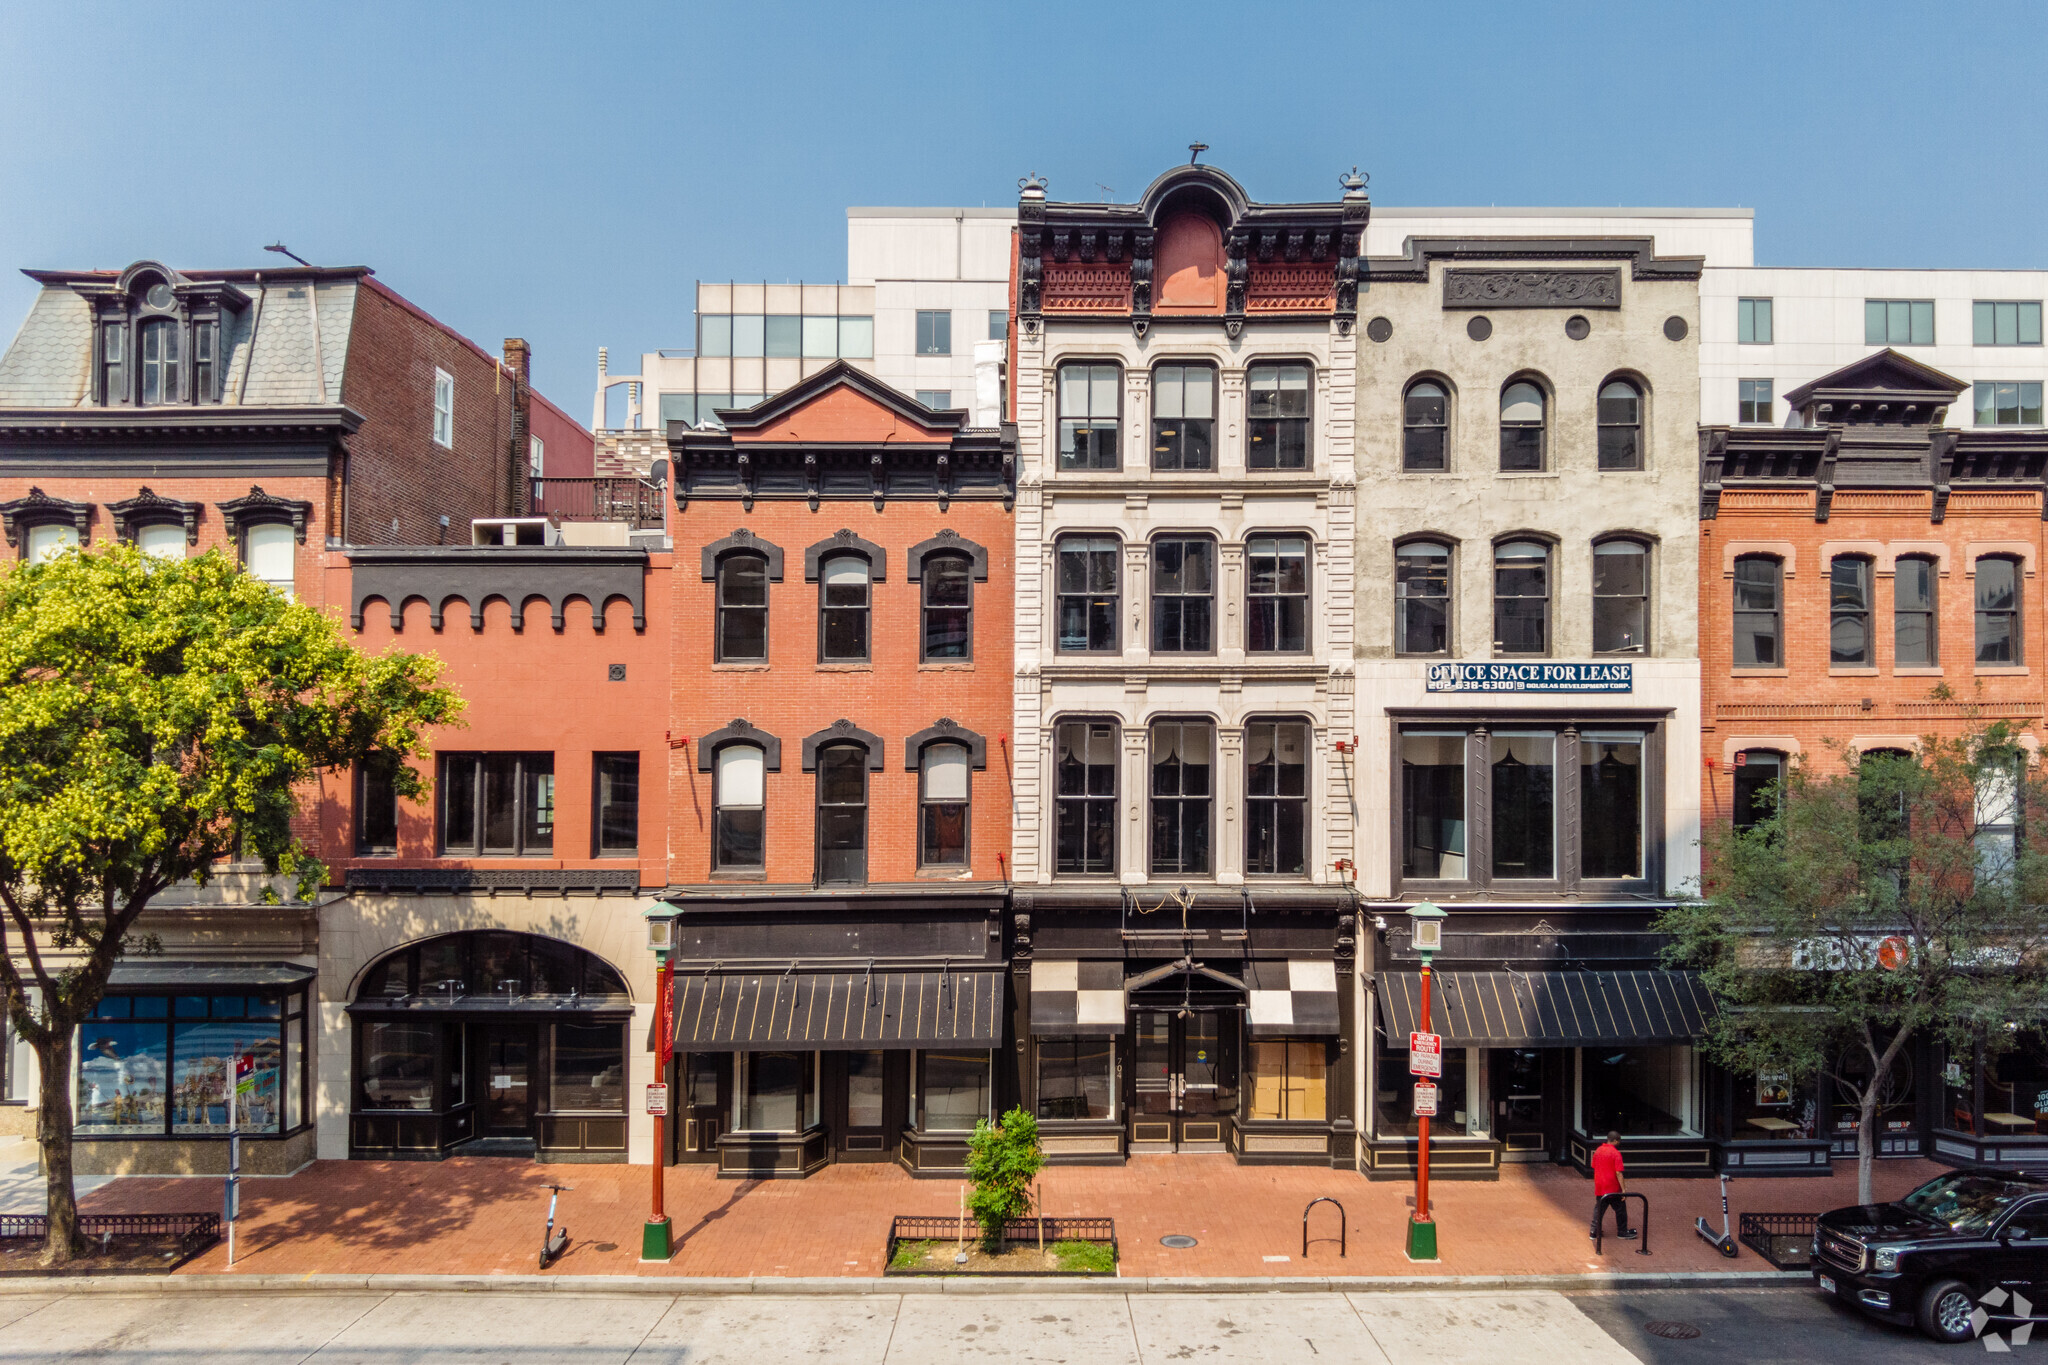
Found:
[77,988,308,1138]
[550,1023,625,1112]
[1582,1046,1695,1137]
[737,1050,815,1132]
[359,1021,436,1111]
[920,1050,991,1131]
[1036,1038,1115,1120]
[1374,1029,1472,1138]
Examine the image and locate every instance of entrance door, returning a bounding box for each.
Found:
[1491,1046,1560,1160]
[681,1052,728,1160]
[479,1025,534,1138]
[1131,1010,1235,1150]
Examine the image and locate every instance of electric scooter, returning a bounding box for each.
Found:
[539,1183,574,1269]
[1695,1173,1738,1258]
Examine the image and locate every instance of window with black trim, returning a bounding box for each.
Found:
[921,554,972,661]
[1055,721,1118,875]
[818,553,870,662]
[1976,556,2022,664]
[1151,536,1214,653]
[1597,379,1642,470]
[441,753,554,855]
[1245,719,1308,876]
[594,753,639,855]
[716,553,769,661]
[244,522,295,602]
[1056,535,1119,653]
[139,318,180,406]
[1058,363,1120,470]
[713,744,765,872]
[919,742,970,870]
[1247,535,1308,653]
[356,755,399,855]
[1151,364,1215,470]
[1593,540,1649,654]
[1895,556,1938,666]
[815,743,868,885]
[1733,555,1783,667]
[1150,720,1212,876]
[1499,381,1546,471]
[1403,380,1448,471]
[1396,541,1450,655]
[1493,541,1550,655]
[1732,750,1784,831]
[1830,556,1873,665]
[1247,363,1311,469]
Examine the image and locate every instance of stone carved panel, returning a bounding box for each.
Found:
[1442,268,1622,310]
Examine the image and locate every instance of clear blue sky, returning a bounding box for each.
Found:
[3,0,2042,417]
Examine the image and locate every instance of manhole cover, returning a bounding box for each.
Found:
[1159,1234,1199,1249]
[1645,1322,1701,1340]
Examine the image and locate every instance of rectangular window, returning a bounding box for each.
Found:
[801,316,838,358]
[1396,543,1450,654]
[356,1019,435,1112]
[594,753,639,855]
[1400,732,1466,879]
[1830,557,1873,665]
[1895,556,1938,666]
[1738,378,1774,425]
[432,369,454,447]
[1738,297,1773,345]
[1055,721,1118,875]
[1975,755,2021,886]
[919,742,970,869]
[837,316,874,359]
[815,744,868,885]
[763,315,800,358]
[1245,1039,1327,1121]
[1974,301,2043,347]
[550,1022,624,1112]
[730,315,766,357]
[915,390,952,410]
[1403,382,1448,471]
[1150,537,1214,653]
[918,1050,990,1131]
[1247,535,1309,653]
[1247,363,1311,469]
[1593,541,1649,654]
[356,756,398,855]
[100,324,124,401]
[440,753,554,855]
[714,553,769,662]
[1732,750,1783,831]
[699,315,733,356]
[1058,363,1121,470]
[139,319,180,406]
[920,554,973,661]
[528,434,545,478]
[192,322,215,403]
[1035,1038,1115,1120]
[1149,721,1212,876]
[1151,365,1215,471]
[1580,735,1643,879]
[818,555,872,662]
[915,309,952,356]
[1733,556,1783,667]
[244,523,296,602]
[1491,732,1555,880]
[1865,299,1935,346]
[1493,541,1550,656]
[1055,536,1119,652]
[76,990,305,1136]
[987,309,1008,341]
[1976,557,2021,664]
[1245,720,1308,876]
[713,744,765,872]
[1974,381,2044,427]
[847,1051,885,1127]
[737,1050,814,1132]
[1583,1045,1694,1137]
[658,393,696,427]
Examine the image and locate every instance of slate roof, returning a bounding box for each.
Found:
[0,287,93,406]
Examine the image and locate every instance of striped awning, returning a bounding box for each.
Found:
[1377,970,1716,1048]
[673,968,1002,1051]
[1245,959,1342,1037]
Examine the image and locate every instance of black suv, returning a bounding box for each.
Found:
[1814,1167,2048,1342]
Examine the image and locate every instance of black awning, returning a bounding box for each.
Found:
[674,968,1002,1051]
[107,961,315,989]
[1377,970,1715,1048]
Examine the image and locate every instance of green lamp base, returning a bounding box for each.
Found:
[641,1216,673,1262]
[1405,1216,1439,1262]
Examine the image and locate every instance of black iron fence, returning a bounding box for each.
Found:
[0,1210,221,1264]
[1738,1212,1816,1269]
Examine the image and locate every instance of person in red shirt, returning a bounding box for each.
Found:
[1590,1131,1635,1240]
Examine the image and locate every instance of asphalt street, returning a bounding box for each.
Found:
[0,1282,1982,1364]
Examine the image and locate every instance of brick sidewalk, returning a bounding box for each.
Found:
[75,1153,1941,1279]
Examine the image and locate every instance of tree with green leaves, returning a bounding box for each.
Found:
[0,543,461,1265]
[1663,724,2048,1205]
[965,1105,1044,1250]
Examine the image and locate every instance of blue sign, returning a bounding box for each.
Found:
[1426,662,1633,693]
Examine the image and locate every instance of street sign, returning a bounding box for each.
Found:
[645,1083,669,1117]
[1409,1032,1443,1077]
[235,1052,256,1096]
[1413,1082,1439,1117]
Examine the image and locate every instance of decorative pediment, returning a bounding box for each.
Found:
[803,529,887,581]
[217,486,311,543]
[800,720,886,771]
[107,487,201,544]
[906,527,990,581]
[904,719,989,770]
[699,528,785,581]
[0,487,92,547]
[695,718,782,772]
[1783,349,1967,424]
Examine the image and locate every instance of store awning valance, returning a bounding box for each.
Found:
[1245,959,1342,1037]
[1377,970,1716,1048]
[107,961,316,989]
[1029,960,1128,1037]
[674,967,1002,1051]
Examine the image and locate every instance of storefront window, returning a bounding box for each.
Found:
[1726,1067,1815,1139]
[1832,1043,1915,1136]
[1373,1029,1472,1138]
[79,990,307,1137]
[1582,1046,1695,1137]
[77,1012,169,1135]
[1400,732,1466,879]
[172,1015,283,1134]
[847,1051,886,1128]
[737,1050,815,1133]
[551,1023,625,1111]
[920,1050,991,1131]
[359,1021,436,1112]
[1036,1038,1115,1120]
[1246,1039,1328,1121]
[1984,1033,2048,1136]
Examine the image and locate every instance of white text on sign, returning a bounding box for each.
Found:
[645,1083,669,1117]
[1409,1031,1443,1077]
[1413,1082,1439,1117]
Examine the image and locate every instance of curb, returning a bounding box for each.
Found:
[0,1269,1803,1296]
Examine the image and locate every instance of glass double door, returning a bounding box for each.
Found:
[1131,1010,1234,1149]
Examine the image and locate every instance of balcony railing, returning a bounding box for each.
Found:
[530,477,666,529]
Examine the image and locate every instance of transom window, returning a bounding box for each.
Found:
[1150,721,1213,876]
[1245,720,1309,876]
[1733,555,1783,667]
[1151,364,1215,470]
[1499,381,1546,471]
[1151,537,1215,653]
[818,554,871,662]
[1246,535,1309,653]
[1396,541,1450,655]
[1058,363,1121,470]
[921,554,973,661]
[1056,536,1119,653]
[1493,541,1550,655]
[1403,380,1448,471]
[1895,556,1938,666]
[441,753,555,855]
[1055,721,1118,875]
[1976,556,2022,664]
[919,742,970,870]
[716,553,769,662]
[1830,556,1873,665]
[1247,363,1311,469]
[1597,380,1642,470]
[1593,540,1649,654]
[713,744,765,872]
[815,744,868,885]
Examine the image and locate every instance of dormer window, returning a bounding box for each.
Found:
[82,262,242,408]
[139,319,180,405]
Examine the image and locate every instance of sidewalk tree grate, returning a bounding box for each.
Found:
[1645,1322,1702,1340]
[1159,1234,1198,1249]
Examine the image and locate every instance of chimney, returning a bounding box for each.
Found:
[502,339,532,516]
[501,338,531,386]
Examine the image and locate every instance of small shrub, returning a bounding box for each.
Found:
[1050,1239,1114,1274]
[965,1105,1044,1249]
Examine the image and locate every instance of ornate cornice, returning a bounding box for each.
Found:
[698,526,785,581]
[800,719,887,772]
[0,487,92,547]
[903,718,988,770]
[803,528,888,582]
[216,485,311,544]
[107,487,201,544]
[695,718,783,772]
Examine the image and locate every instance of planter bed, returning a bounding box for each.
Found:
[0,1211,220,1276]
[885,1214,1117,1277]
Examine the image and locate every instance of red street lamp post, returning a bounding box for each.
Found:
[643,912,678,1261]
[1406,901,1446,1261]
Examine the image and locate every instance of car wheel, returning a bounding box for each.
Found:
[1917,1279,1977,1344]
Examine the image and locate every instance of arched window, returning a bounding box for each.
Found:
[1976,556,2022,664]
[1830,556,1873,665]
[25,523,78,564]
[139,318,180,406]
[1493,541,1551,655]
[1247,535,1309,653]
[921,554,973,661]
[1894,555,1938,666]
[1395,541,1451,655]
[245,522,296,602]
[818,554,871,662]
[1151,364,1215,470]
[1248,363,1312,469]
[1055,720,1118,875]
[715,552,769,661]
[1058,363,1121,470]
[815,744,868,885]
[1733,555,1783,667]
[1593,540,1650,654]
[1732,750,1785,830]
[1499,381,1547,471]
[1403,380,1448,471]
[919,742,970,869]
[1245,719,1309,876]
[1151,535,1215,653]
[714,744,766,872]
[1055,535,1119,653]
[1150,720,1213,875]
[1597,380,1643,470]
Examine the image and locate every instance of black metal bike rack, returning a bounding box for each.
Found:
[1593,1192,1651,1256]
[1303,1197,1346,1258]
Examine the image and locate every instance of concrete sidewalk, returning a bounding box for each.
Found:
[0,1137,112,1217]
